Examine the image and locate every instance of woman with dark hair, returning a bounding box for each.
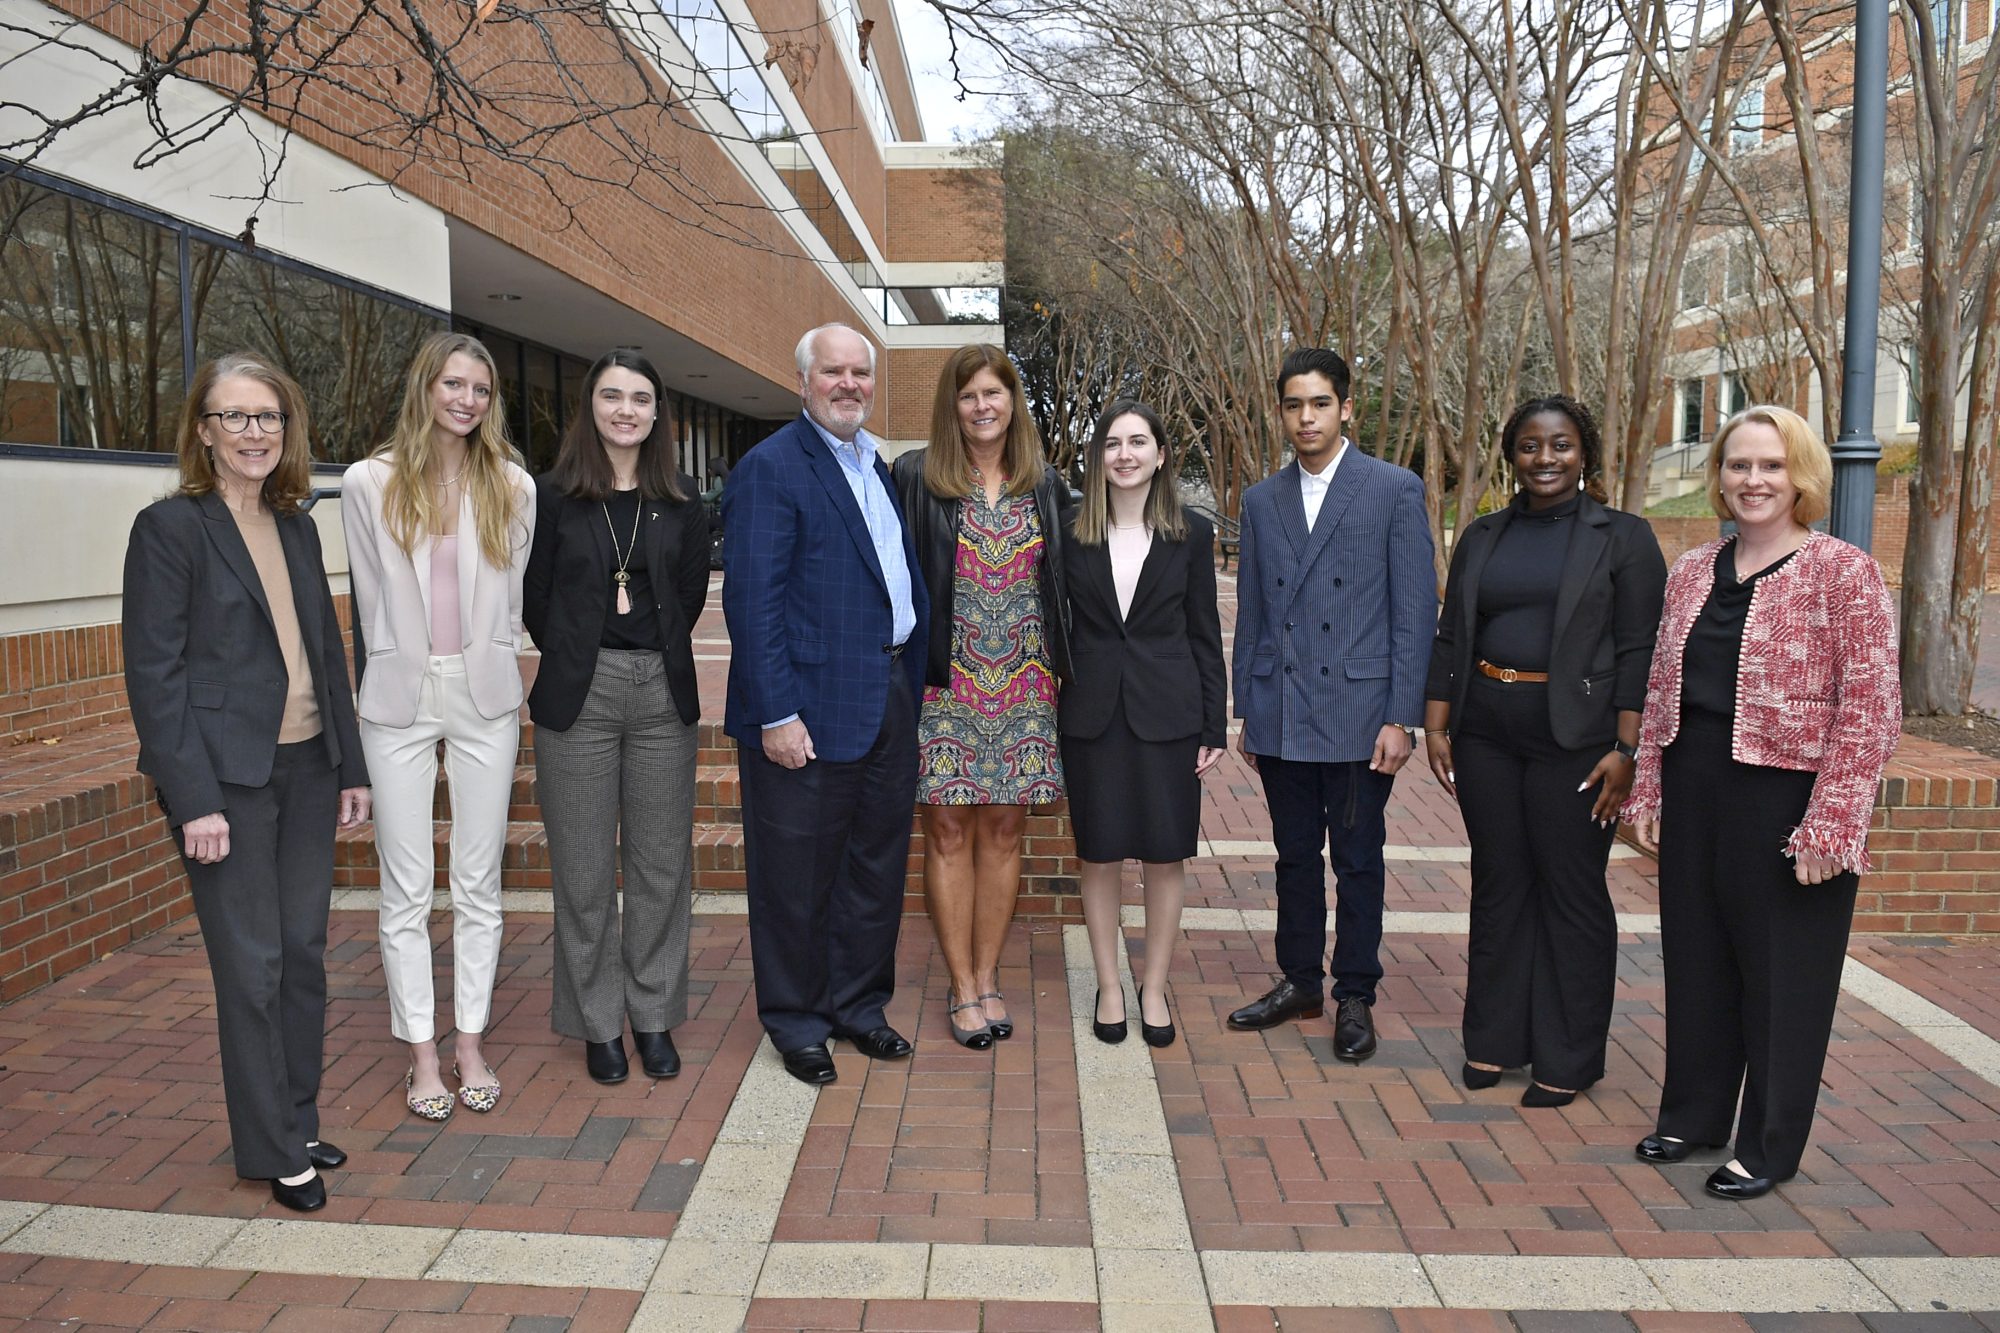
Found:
[344,331,535,1121]
[123,354,371,1210]
[891,344,1072,1048]
[1626,405,1899,1200]
[1423,395,1667,1106]
[1061,400,1225,1048]
[523,350,710,1084]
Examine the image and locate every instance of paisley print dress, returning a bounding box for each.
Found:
[915,486,1064,805]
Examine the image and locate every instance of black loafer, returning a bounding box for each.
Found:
[1332,997,1377,1063]
[1704,1164,1776,1200]
[305,1140,347,1170]
[1635,1134,1717,1164]
[843,1026,914,1060]
[632,1030,681,1079]
[585,1038,630,1085]
[271,1172,327,1212]
[1226,979,1324,1031]
[781,1042,837,1085]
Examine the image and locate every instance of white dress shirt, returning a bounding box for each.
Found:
[1299,438,1349,533]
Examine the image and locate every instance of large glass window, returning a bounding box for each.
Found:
[0,176,182,453]
[189,242,441,463]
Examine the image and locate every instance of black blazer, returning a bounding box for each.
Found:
[122,492,367,827]
[1059,512,1226,746]
[1425,492,1668,750]
[890,450,1075,686]
[522,475,711,730]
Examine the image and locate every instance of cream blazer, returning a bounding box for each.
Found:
[341,453,535,727]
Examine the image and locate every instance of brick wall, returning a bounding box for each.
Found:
[1858,735,2000,933]
[887,168,1005,264]
[1869,473,2000,591]
[884,346,958,442]
[1644,516,1722,567]
[0,622,129,740]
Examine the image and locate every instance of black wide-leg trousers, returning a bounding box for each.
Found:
[1452,675,1619,1090]
[1655,711,1857,1182]
[738,670,918,1053]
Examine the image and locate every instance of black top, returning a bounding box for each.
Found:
[1471,493,1579,673]
[1681,540,1800,721]
[600,488,662,651]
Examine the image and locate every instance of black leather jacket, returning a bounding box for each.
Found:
[890,449,1075,687]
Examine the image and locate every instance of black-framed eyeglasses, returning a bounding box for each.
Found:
[201,410,288,434]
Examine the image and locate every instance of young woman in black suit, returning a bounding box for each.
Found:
[1061,400,1226,1047]
[122,353,372,1211]
[522,350,711,1086]
[1422,395,1667,1106]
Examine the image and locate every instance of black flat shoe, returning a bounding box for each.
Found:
[1704,1164,1776,1200]
[1138,984,1176,1049]
[1634,1134,1719,1164]
[1461,1063,1503,1090]
[1227,978,1323,1031]
[271,1172,326,1212]
[585,1038,630,1085]
[305,1140,347,1170]
[781,1042,837,1085]
[1332,997,1377,1062]
[1520,1083,1576,1108]
[1092,988,1128,1045]
[845,1026,915,1060]
[632,1030,681,1079]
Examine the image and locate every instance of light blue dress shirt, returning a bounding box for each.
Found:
[806,415,917,647]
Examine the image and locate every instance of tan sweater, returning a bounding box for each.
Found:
[229,506,324,744]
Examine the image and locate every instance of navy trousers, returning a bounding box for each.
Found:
[1257,754,1394,1004]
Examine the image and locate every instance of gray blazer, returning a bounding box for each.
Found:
[1232,448,1437,763]
[123,492,368,826]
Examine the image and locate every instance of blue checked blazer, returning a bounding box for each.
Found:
[722,415,928,763]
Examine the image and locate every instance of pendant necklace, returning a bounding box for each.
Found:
[604,493,642,615]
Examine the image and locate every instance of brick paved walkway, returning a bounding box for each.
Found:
[5,569,2000,1328]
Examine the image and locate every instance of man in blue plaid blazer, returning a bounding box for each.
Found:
[722,323,929,1085]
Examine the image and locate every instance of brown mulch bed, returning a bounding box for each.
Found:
[1903,710,2000,760]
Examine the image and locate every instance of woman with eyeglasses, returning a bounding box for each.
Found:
[343,332,534,1122]
[123,353,372,1211]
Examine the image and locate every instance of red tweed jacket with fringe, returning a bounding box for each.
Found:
[1622,530,1900,871]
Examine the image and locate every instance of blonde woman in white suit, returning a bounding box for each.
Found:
[343,332,534,1121]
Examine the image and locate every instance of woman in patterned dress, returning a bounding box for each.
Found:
[891,346,1073,1048]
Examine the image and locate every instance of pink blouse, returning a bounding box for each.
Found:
[429,534,463,654]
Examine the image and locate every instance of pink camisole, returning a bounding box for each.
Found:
[429,534,463,654]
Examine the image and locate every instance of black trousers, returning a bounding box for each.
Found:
[180,740,338,1180]
[1258,754,1394,1004]
[1453,675,1619,1089]
[739,670,918,1052]
[1655,711,1857,1181]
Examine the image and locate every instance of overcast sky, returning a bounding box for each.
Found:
[889,0,1009,143]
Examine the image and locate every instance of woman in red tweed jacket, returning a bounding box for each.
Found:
[1623,404,1899,1202]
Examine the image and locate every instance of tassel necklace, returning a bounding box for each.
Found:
[604,494,642,615]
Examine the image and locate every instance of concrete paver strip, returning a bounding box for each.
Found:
[1852,1256,2000,1312]
[1637,1257,1898,1312]
[1199,1250,1436,1308]
[1421,1254,1671,1311]
[0,1204,243,1268]
[925,1242,1099,1302]
[425,1229,665,1290]
[0,1200,46,1243]
[214,1216,454,1279]
[753,1240,930,1299]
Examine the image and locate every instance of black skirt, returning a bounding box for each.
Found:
[1061,693,1201,863]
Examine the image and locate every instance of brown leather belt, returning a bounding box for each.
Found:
[1476,659,1549,684]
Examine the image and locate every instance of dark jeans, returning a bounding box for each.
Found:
[739,670,918,1052]
[1256,754,1394,1004]
[1453,675,1619,1089]
[1655,711,1857,1181]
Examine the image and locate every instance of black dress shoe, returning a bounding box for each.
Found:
[1634,1134,1719,1164]
[632,1030,681,1079]
[1138,984,1176,1049]
[1332,997,1377,1062]
[1092,989,1128,1045]
[585,1038,630,1085]
[1704,1163,1776,1200]
[844,1026,914,1060]
[305,1140,347,1170]
[1226,979,1324,1031]
[781,1042,837,1085]
[1461,1063,1503,1090]
[1520,1083,1576,1108]
[271,1172,327,1212]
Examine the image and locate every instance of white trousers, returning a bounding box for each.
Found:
[362,655,518,1044]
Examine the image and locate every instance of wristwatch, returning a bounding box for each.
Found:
[1611,740,1638,761]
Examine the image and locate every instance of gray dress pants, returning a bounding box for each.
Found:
[181,739,338,1180]
[536,649,698,1042]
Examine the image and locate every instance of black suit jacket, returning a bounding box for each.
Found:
[1425,492,1668,750]
[1059,512,1226,746]
[122,492,368,827]
[522,475,711,731]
